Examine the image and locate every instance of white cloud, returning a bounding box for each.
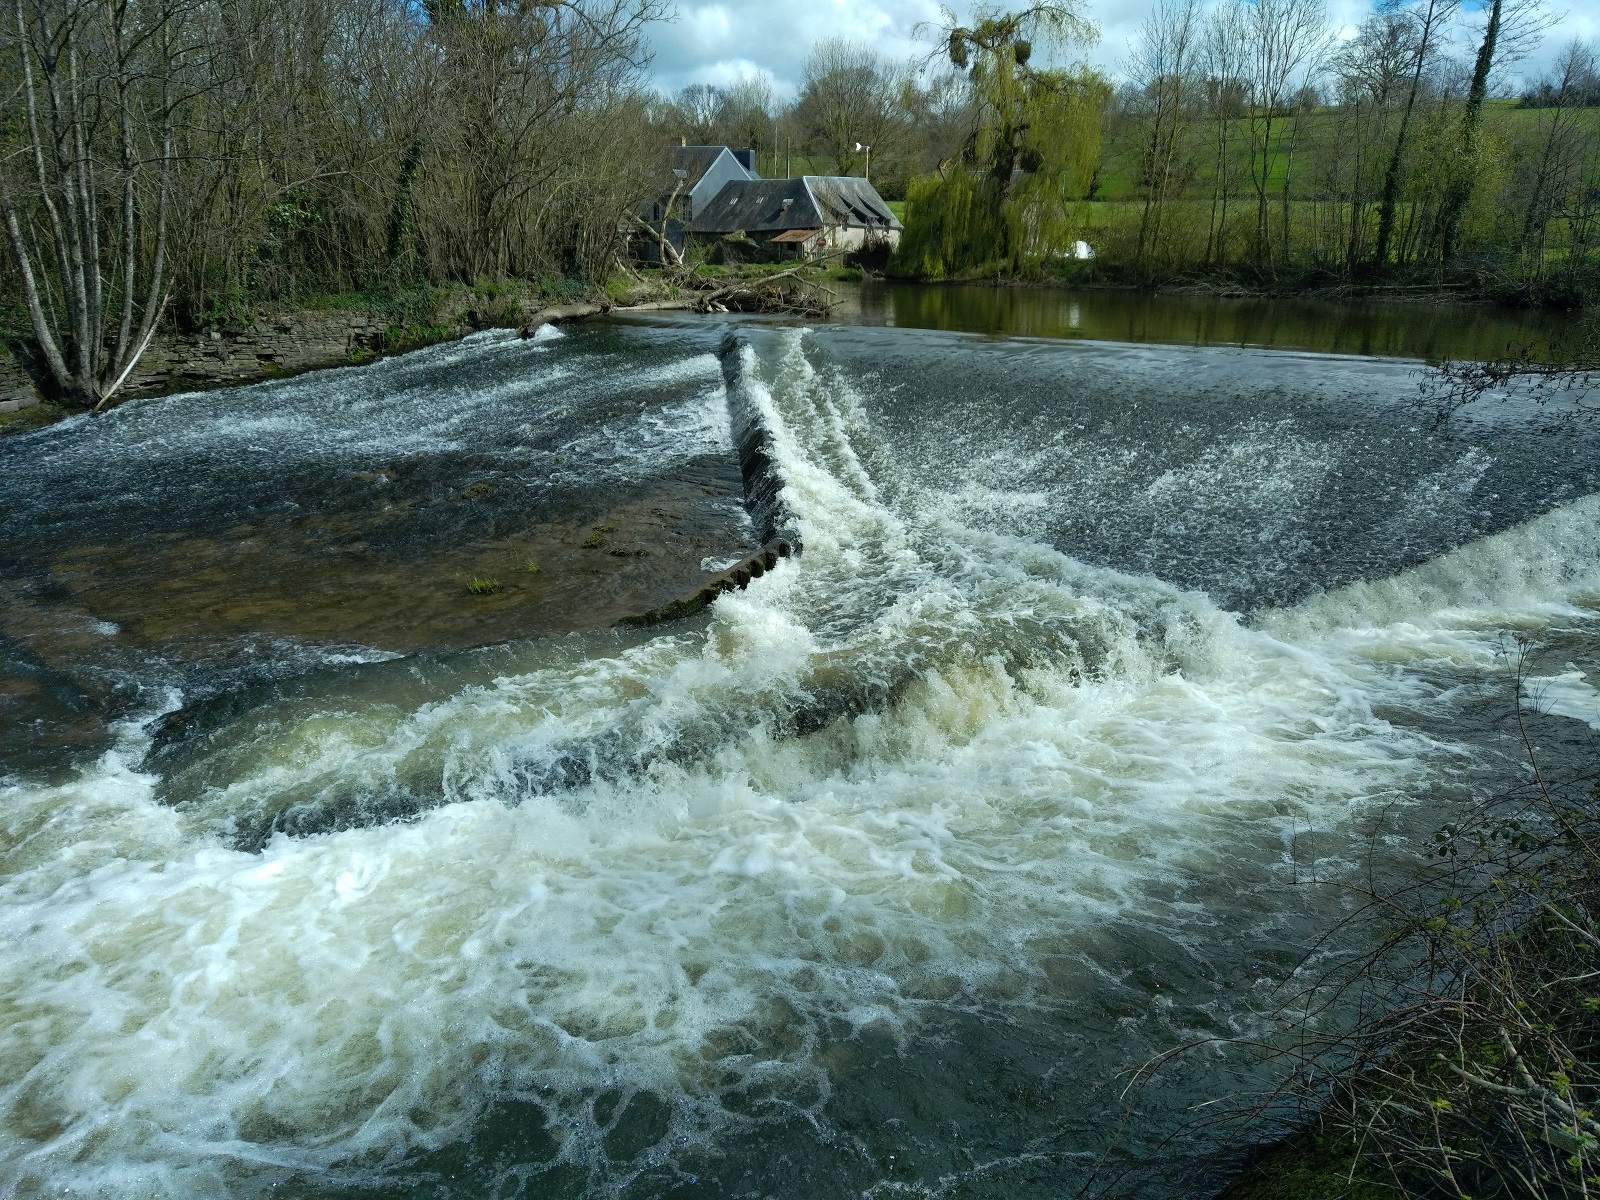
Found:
[647,1,971,97]
[645,0,1593,99]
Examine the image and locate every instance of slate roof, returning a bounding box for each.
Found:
[667,145,737,191]
[691,176,903,235]
[691,179,817,234]
[806,177,901,230]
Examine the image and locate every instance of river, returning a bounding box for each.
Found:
[1,293,1597,1198]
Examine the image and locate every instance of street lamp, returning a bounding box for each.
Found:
[854,142,871,183]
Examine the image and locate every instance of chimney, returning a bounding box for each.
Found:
[732,148,756,175]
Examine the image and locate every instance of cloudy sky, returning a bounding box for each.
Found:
[645,0,1596,99]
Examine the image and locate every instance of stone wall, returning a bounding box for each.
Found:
[0,357,37,413]
[119,309,394,398]
[1,306,444,414]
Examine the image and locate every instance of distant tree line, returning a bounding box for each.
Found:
[648,39,974,205]
[1,0,666,406]
[654,0,1600,296]
[1109,0,1600,297]
[3,0,1598,407]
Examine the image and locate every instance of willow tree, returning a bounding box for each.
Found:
[895,2,1104,278]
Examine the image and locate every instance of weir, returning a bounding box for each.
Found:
[623,329,802,625]
[720,329,804,554]
[2,315,1598,1200]
[142,326,819,848]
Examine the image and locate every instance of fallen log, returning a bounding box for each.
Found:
[517,298,708,338]
[518,302,607,336]
[518,270,836,338]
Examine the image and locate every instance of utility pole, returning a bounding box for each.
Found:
[855,142,871,182]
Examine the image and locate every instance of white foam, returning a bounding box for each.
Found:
[0,591,1419,1194]
[1259,493,1600,667]
[1526,670,1600,730]
[1,328,1592,1196]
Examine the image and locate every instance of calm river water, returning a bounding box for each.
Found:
[835,279,1585,361]
[1,294,1597,1199]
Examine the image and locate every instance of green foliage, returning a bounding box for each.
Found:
[466,577,501,595]
[530,276,588,304]
[893,4,1107,278]
[267,195,322,235]
[896,171,1008,278]
[384,321,454,354]
[466,278,527,327]
[1221,1130,1402,1199]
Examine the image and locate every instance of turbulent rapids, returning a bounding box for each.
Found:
[1,319,1598,1198]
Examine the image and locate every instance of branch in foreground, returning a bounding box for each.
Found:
[1413,317,1600,430]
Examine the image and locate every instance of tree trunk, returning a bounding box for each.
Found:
[2,0,183,409]
[1374,0,1446,268]
[1436,0,1501,262]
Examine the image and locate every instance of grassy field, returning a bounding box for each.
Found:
[1092,101,1600,203]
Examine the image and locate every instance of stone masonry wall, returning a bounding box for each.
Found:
[1,307,428,414]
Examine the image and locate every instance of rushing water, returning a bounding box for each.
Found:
[1,314,1598,1199]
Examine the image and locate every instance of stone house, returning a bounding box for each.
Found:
[636,144,902,264]
[690,174,902,260]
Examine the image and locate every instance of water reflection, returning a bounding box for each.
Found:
[835,279,1579,361]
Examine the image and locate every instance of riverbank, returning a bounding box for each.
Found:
[0,265,852,432]
[9,264,1586,439]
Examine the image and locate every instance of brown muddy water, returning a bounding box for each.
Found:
[1,302,1598,1199]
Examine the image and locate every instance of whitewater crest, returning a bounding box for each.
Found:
[0,326,1596,1198]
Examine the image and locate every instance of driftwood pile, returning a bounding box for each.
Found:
[518,268,833,339]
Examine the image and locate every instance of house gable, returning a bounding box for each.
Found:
[667,146,755,220]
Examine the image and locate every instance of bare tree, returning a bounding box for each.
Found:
[1331,12,1417,269]
[1369,0,1459,267]
[673,82,723,143]
[1,0,195,409]
[423,0,666,281]
[1239,0,1330,269]
[718,76,775,160]
[1201,1,1249,265]
[901,66,975,179]
[1435,0,1555,261]
[794,39,908,178]
[1513,41,1598,279]
[1128,0,1202,271]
